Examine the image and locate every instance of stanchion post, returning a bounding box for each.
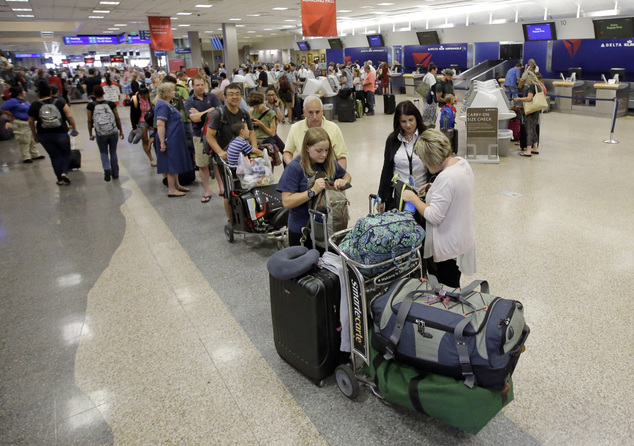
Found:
[603,98,619,144]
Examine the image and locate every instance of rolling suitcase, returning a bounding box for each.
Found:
[69,137,81,170]
[383,93,396,114]
[441,128,459,154]
[337,96,356,122]
[355,99,364,118]
[269,268,342,385]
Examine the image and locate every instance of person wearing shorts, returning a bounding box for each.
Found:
[185,75,221,202]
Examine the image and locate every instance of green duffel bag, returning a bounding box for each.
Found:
[364,341,513,435]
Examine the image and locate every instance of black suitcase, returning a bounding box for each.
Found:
[69,149,81,170]
[337,97,356,122]
[383,93,396,114]
[270,268,341,385]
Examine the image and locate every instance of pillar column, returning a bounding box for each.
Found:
[188,31,203,68]
[222,23,240,74]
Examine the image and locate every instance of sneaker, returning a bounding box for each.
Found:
[104,170,112,182]
[22,159,33,164]
[367,112,375,116]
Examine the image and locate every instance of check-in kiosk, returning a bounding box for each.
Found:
[593,82,630,117]
[552,69,585,111]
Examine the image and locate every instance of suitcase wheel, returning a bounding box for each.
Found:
[335,364,360,400]
[224,224,234,243]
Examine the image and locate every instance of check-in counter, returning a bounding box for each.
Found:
[552,80,585,111]
[593,82,630,117]
[403,73,425,96]
[390,73,405,94]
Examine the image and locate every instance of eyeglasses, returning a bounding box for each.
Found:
[226,92,241,97]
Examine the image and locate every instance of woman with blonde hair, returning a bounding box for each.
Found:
[514,70,541,156]
[276,127,351,248]
[402,129,476,287]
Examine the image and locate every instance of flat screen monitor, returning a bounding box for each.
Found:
[297,41,310,51]
[328,38,343,49]
[367,34,384,47]
[110,55,124,63]
[523,22,557,41]
[84,57,95,64]
[609,68,626,82]
[100,56,111,63]
[593,17,634,39]
[416,31,439,45]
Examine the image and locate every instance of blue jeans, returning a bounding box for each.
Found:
[96,133,119,177]
[365,90,375,113]
[38,132,71,181]
[505,86,517,100]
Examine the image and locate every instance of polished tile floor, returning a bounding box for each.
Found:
[0,96,633,445]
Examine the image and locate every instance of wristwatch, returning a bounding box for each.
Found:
[307,189,315,198]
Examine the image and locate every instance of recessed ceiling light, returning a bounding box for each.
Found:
[235,24,245,27]
[229,18,242,21]
[177,12,192,15]
[338,10,352,13]
[114,24,126,26]
[195,4,213,7]
[100,1,120,4]
[271,33,277,35]
[204,31,214,33]
[93,10,110,13]
[285,20,296,22]
[171,28,177,30]
[16,14,34,17]
[6,0,30,2]
[178,24,191,27]
[377,2,395,5]
[263,28,272,31]
[12,8,32,11]
[273,7,288,10]
[246,14,261,17]
[108,28,120,30]
[247,31,255,33]
[89,16,104,19]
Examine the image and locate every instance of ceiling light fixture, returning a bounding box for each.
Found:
[229,18,242,21]
[377,2,395,5]
[195,4,213,7]
[114,24,126,26]
[338,10,352,13]
[100,1,120,4]
[89,16,104,19]
[93,10,110,14]
[5,0,30,2]
[177,12,192,15]
[108,28,120,30]
[12,8,32,11]
[178,24,191,27]
[272,7,288,11]
[16,14,34,17]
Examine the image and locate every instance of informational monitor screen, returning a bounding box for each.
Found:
[110,55,124,63]
[297,41,310,51]
[210,37,223,50]
[416,31,440,45]
[128,36,151,44]
[593,17,634,39]
[523,23,557,41]
[15,53,42,59]
[84,57,95,64]
[367,34,384,47]
[328,38,343,49]
[64,35,119,45]
[100,56,111,63]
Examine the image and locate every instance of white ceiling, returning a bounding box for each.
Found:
[0,0,632,54]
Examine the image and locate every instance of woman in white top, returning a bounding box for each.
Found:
[402,129,476,288]
[422,63,439,125]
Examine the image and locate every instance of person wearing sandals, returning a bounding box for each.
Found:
[513,71,540,157]
[154,82,194,197]
[27,83,78,186]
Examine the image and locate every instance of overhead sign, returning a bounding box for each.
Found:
[128,35,151,44]
[175,47,191,54]
[139,30,151,41]
[68,55,84,61]
[84,57,95,64]
[15,53,42,58]
[148,16,174,51]
[100,55,111,63]
[301,0,337,37]
[110,55,125,62]
[64,36,119,45]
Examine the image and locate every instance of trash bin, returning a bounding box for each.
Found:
[323,103,334,121]
[498,129,513,157]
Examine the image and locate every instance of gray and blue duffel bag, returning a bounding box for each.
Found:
[371,275,529,392]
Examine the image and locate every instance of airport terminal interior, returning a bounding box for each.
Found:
[1,1,634,445]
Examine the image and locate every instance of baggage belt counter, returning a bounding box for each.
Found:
[593,82,630,117]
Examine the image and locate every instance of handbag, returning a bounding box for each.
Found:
[416,80,431,99]
[523,84,548,114]
[371,275,530,392]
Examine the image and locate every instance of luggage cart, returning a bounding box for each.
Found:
[218,156,288,249]
[326,195,424,399]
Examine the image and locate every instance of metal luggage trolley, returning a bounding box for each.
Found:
[218,155,288,250]
[327,195,424,399]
